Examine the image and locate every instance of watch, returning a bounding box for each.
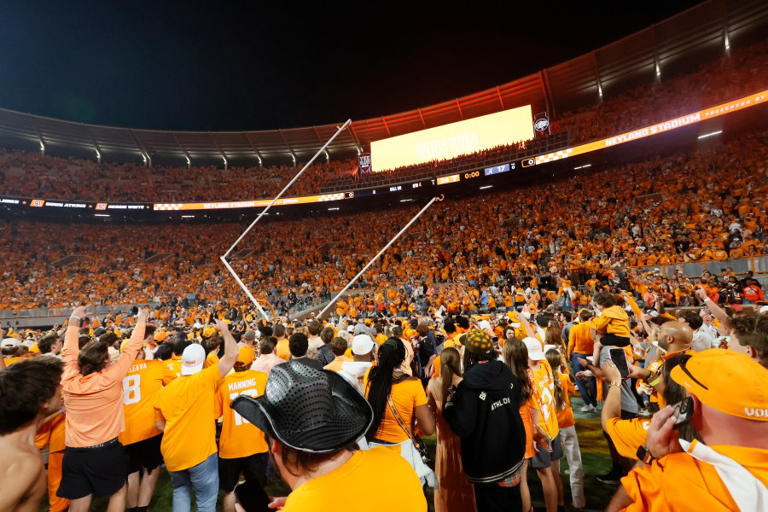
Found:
[636,445,655,465]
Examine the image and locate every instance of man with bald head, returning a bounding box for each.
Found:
[655,321,693,358]
[627,321,694,396]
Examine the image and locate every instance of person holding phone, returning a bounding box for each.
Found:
[607,350,768,511]
[601,353,694,462]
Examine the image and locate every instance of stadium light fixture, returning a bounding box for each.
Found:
[573,163,592,170]
[400,198,414,203]
[698,130,722,140]
[479,185,493,190]
[327,207,340,211]
[94,213,110,217]
[181,215,195,219]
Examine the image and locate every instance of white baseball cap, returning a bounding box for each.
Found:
[1,338,20,350]
[351,334,375,355]
[181,343,206,375]
[522,337,546,361]
[759,305,768,314]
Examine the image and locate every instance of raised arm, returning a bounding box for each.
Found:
[62,305,89,369]
[518,304,536,339]
[694,288,730,332]
[216,319,238,377]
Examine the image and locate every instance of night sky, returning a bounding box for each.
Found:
[0,0,701,131]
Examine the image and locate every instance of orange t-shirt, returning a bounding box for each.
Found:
[35,413,66,453]
[154,364,222,471]
[119,360,175,446]
[621,443,768,511]
[215,369,269,459]
[528,360,559,440]
[366,377,427,444]
[555,371,576,429]
[604,417,650,459]
[275,339,291,361]
[323,357,350,373]
[280,447,426,512]
[568,322,594,355]
[164,357,182,378]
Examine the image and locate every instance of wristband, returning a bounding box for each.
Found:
[609,381,622,389]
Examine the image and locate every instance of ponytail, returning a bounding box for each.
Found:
[439,348,461,405]
[545,349,566,411]
[366,338,405,439]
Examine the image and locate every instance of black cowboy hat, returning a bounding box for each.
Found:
[232,360,373,453]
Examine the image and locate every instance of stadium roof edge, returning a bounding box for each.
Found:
[0,0,766,167]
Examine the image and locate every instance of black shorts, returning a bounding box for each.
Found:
[530,434,563,470]
[58,439,129,499]
[219,452,268,493]
[601,333,630,347]
[125,434,164,474]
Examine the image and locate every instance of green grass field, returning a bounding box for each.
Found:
[77,399,618,511]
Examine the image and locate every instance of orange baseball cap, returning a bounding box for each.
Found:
[670,349,768,421]
[236,345,255,366]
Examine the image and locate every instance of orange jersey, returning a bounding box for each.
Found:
[119,360,175,445]
[604,417,650,459]
[555,371,576,429]
[528,360,559,440]
[164,357,182,378]
[35,412,66,453]
[621,442,768,511]
[215,369,269,459]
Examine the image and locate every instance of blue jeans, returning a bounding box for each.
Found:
[169,453,219,512]
[570,353,597,407]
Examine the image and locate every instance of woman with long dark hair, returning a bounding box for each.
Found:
[503,338,535,512]
[426,348,476,512]
[366,338,435,484]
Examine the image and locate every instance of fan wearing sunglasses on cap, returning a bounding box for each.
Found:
[606,349,768,512]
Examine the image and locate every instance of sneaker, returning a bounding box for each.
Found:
[596,472,621,484]
[579,404,594,412]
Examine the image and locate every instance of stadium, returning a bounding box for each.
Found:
[1,1,767,511]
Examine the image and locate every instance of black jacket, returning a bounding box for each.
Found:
[443,359,525,484]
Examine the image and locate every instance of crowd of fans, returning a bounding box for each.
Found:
[2,41,768,203]
[0,150,357,202]
[1,126,766,318]
[1,278,766,511]
[556,39,768,144]
[1,32,768,512]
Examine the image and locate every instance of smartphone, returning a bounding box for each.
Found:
[234,480,270,512]
[609,348,630,379]
[672,396,694,428]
